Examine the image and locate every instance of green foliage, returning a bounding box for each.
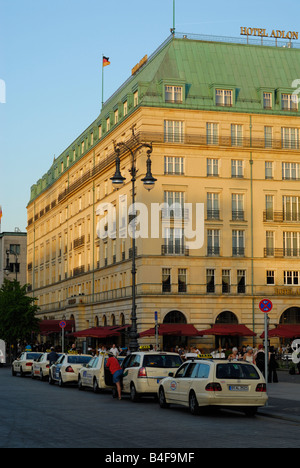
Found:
[0,279,40,344]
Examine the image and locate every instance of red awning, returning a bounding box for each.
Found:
[139,324,199,338]
[197,324,256,337]
[39,320,76,335]
[73,325,130,339]
[260,324,300,339]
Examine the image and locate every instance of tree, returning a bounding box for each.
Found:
[0,279,40,353]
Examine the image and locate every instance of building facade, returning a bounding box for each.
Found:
[27,34,300,350]
[0,231,27,286]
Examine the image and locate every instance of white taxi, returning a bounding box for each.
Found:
[158,358,268,417]
[78,354,124,392]
[12,352,42,377]
[31,352,62,381]
[49,354,92,387]
[121,352,182,402]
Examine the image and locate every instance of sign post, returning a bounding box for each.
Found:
[59,321,67,353]
[259,299,273,401]
[155,311,159,351]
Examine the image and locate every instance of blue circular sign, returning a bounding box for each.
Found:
[59,320,67,329]
[259,299,273,313]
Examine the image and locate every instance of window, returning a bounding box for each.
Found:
[123,101,128,116]
[264,127,273,148]
[222,270,231,294]
[232,194,244,221]
[162,268,171,293]
[216,89,232,107]
[282,94,298,111]
[284,271,299,285]
[263,92,272,109]
[165,86,182,103]
[164,228,185,255]
[207,193,220,220]
[206,269,215,293]
[283,196,300,221]
[283,232,300,257]
[232,230,245,256]
[98,125,102,139]
[106,117,110,132]
[231,124,243,146]
[231,160,243,178]
[164,191,185,218]
[265,195,274,221]
[265,161,273,179]
[164,121,184,143]
[9,244,20,255]
[134,91,139,107]
[282,162,300,180]
[178,269,187,293]
[207,230,220,256]
[237,270,246,294]
[266,231,274,256]
[266,270,275,285]
[164,156,184,175]
[282,127,300,149]
[114,110,118,125]
[206,123,219,145]
[207,158,219,177]
[216,363,260,380]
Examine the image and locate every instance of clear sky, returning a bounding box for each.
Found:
[0,0,298,232]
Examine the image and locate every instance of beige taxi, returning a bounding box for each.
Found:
[12,352,42,377]
[49,354,92,387]
[78,353,124,392]
[158,358,268,416]
[121,351,182,402]
[31,352,62,381]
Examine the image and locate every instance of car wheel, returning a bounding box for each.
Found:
[78,376,84,391]
[189,391,199,416]
[159,387,170,409]
[48,372,55,385]
[58,374,64,388]
[130,383,140,402]
[93,378,99,394]
[40,370,44,381]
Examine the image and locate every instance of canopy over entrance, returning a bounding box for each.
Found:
[39,320,76,335]
[260,324,300,339]
[73,325,130,339]
[139,323,199,338]
[197,324,256,337]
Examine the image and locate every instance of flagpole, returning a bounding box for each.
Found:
[102,54,104,109]
[173,0,176,34]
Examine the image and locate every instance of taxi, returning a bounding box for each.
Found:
[31,352,62,381]
[12,352,42,377]
[158,357,268,417]
[121,351,182,402]
[78,353,124,392]
[48,354,92,387]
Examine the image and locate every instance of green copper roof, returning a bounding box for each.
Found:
[29,34,300,204]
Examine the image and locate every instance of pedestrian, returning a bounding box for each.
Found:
[255,345,266,377]
[268,346,279,383]
[106,354,123,400]
[243,347,256,364]
[228,347,240,361]
[48,347,59,367]
[109,344,119,357]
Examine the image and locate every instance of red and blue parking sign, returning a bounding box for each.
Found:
[259,299,273,313]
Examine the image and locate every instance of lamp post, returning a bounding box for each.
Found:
[110,134,156,352]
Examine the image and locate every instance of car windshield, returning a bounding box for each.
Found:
[216,363,260,380]
[67,356,92,365]
[26,353,42,360]
[143,354,182,369]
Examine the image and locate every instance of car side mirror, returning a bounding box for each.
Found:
[168,372,174,377]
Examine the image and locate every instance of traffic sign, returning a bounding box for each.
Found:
[59,320,67,329]
[259,299,273,313]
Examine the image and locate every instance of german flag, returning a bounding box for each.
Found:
[103,56,111,67]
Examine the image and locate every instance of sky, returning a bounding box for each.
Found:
[0,0,299,232]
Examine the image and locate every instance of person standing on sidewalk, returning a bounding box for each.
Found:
[268,346,279,383]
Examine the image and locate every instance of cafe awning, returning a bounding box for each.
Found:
[39,320,76,335]
[139,324,199,338]
[260,324,300,339]
[197,324,256,337]
[73,325,130,339]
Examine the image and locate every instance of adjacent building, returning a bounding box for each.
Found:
[27,33,300,350]
[0,231,27,286]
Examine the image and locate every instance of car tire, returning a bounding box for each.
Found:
[158,387,170,409]
[49,373,55,385]
[58,374,64,388]
[130,383,140,402]
[40,371,44,381]
[189,391,199,416]
[78,376,84,391]
[93,378,99,394]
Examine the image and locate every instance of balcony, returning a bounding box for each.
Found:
[161,245,190,256]
[264,248,300,258]
[73,235,85,249]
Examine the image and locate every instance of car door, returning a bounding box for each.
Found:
[178,363,198,405]
[82,357,96,387]
[122,354,141,393]
[53,355,65,381]
[165,362,190,402]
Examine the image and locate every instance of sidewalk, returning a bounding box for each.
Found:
[258,371,300,423]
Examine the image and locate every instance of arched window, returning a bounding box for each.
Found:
[163,310,187,324]
[216,311,238,324]
[280,307,300,324]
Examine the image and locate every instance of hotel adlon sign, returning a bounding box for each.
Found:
[241,27,299,40]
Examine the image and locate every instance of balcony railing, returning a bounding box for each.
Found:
[264,248,300,258]
[161,245,190,256]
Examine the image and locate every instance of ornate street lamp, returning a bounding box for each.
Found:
[110,133,156,352]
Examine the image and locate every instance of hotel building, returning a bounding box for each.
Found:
[27,33,300,350]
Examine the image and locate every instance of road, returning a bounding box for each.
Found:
[0,367,299,449]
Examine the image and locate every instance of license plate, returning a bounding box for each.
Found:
[229,385,249,392]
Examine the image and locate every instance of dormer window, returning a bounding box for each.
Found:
[282,93,298,111]
[216,89,232,107]
[263,92,272,109]
[165,86,183,103]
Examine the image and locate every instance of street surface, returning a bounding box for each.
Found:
[0,367,299,449]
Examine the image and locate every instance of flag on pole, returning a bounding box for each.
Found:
[0,205,2,221]
[103,56,111,67]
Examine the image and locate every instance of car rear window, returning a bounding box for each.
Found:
[26,353,42,360]
[143,354,182,368]
[67,356,92,365]
[216,363,260,380]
